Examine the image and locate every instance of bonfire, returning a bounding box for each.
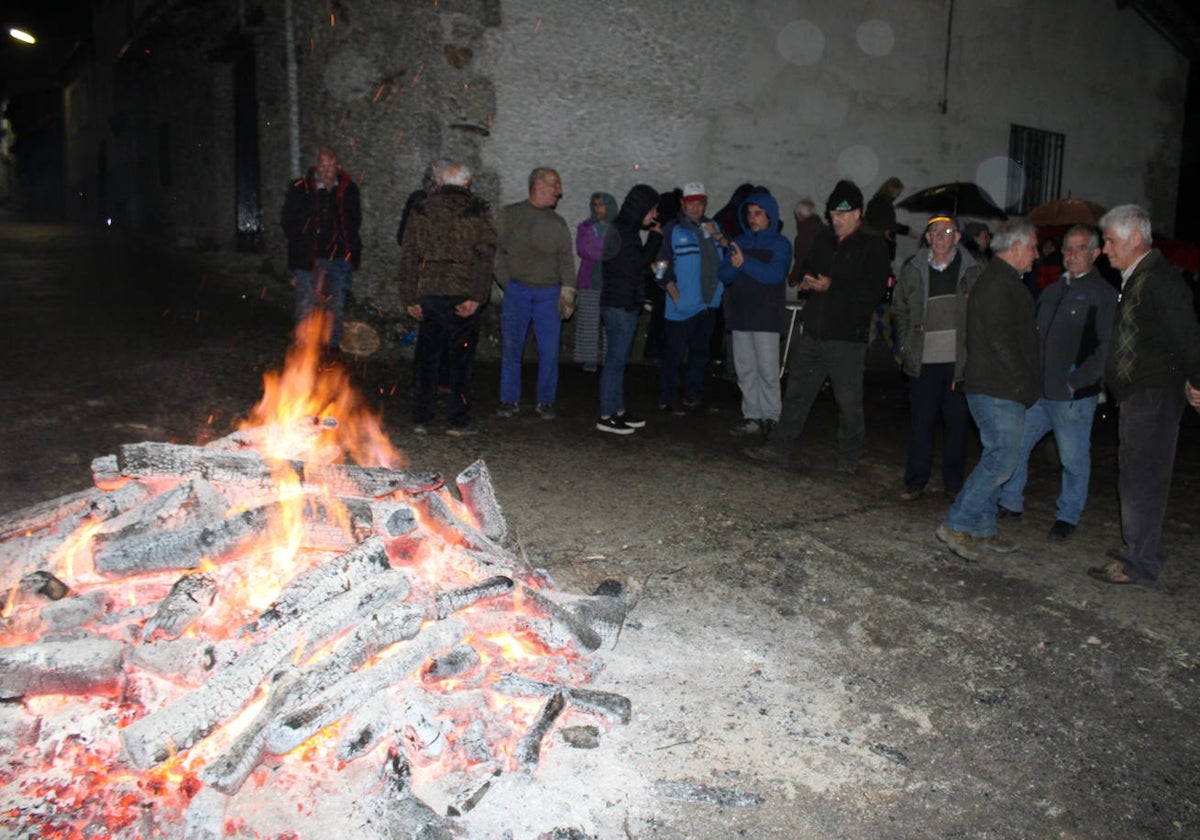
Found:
[0,313,631,837]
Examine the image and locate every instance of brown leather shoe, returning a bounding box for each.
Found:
[1087,560,1140,585]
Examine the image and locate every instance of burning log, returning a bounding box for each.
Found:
[20,570,70,601]
[92,478,226,546]
[92,501,280,575]
[262,617,466,756]
[521,585,603,652]
[140,571,217,642]
[246,536,397,634]
[85,478,153,521]
[335,691,399,762]
[200,667,301,794]
[39,589,110,637]
[424,644,481,682]
[415,490,509,559]
[454,459,507,542]
[117,441,444,497]
[0,487,99,540]
[432,575,513,620]
[0,638,125,700]
[514,690,566,768]
[366,746,455,839]
[120,573,414,768]
[494,672,632,725]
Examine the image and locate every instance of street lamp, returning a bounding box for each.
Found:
[8,28,36,45]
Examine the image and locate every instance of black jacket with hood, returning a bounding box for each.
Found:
[601,184,662,311]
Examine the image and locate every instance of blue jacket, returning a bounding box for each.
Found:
[658,215,724,321]
[718,192,792,333]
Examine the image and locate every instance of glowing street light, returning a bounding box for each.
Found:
[9,27,36,45]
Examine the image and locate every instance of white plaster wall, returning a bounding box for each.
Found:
[484,0,1187,257]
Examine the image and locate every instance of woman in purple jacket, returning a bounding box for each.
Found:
[574,192,617,372]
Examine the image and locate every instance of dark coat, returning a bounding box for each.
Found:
[1034,269,1118,401]
[601,184,662,311]
[397,185,497,306]
[962,257,1041,406]
[281,167,363,271]
[717,192,792,334]
[799,225,892,343]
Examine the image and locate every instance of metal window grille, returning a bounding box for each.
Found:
[1007,124,1064,215]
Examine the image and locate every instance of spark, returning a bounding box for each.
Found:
[8,28,35,45]
[372,83,387,103]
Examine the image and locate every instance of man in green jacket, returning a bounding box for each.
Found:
[1087,204,1200,586]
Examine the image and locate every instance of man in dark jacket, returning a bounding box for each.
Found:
[397,162,497,436]
[281,146,362,352]
[746,180,889,472]
[1087,204,1200,586]
[997,225,1117,540]
[596,184,661,434]
[936,222,1041,562]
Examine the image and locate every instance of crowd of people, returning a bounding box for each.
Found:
[281,148,1200,588]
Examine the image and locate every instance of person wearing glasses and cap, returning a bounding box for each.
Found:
[892,215,983,501]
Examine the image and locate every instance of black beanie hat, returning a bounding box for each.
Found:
[826,180,864,212]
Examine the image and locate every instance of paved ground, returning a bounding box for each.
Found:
[2,215,1199,838]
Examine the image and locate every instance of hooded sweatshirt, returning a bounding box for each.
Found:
[717,192,792,334]
[601,184,662,311]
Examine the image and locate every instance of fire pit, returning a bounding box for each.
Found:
[0,316,632,837]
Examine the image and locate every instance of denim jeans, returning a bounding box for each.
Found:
[294,258,352,348]
[599,306,640,417]
[500,281,561,405]
[904,361,969,493]
[998,396,1098,524]
[412,296,480,429]
[944,393,1026,537]
[1117,385,1185,584]
[659,308,716,406]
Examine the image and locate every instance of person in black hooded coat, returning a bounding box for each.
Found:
[596,184,661,434]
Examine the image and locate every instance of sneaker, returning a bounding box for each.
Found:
[745,445,786,464]
[900,486,924,501]
[935,524,982,562]
[729,419,761,437]
[535,402,557,420]
[683,399,719,415]
[412,424,429,435]
[978,533,1020,553]
[496,402,519,418]
[1048,520,1076,541]
[617,412,646,428]
[445,426,477,438]
[760,419,777,440]
[660,404,687,416]
[996,505,1022,521]
[596,416,635,435]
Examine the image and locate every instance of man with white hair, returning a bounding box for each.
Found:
[398,161,497,436]
[935,221,1041,562]
[1087,204,1200,585]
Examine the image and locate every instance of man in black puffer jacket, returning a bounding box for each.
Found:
[596,184,661,434]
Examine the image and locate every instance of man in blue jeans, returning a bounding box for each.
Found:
[997,225,1117,541]
[494,168,575,420]
[936,222,1041,562]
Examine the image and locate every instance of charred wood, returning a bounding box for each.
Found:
[92,501,279,575]
[494,673,632,725]
[336,692,397,763]
[414,490,509,559]
[200,667,301,794]
[117,441,444,497]
[514,690,566,768]
[93,479,226,547]
[263,617,465,756]
[433,576,513,620]
[20,570,70,601]
[454,460,507,543]
[120,575,413,768]
[141,572,217,642]
[0,487,99,541]
[520,586,601,651]
[368,746,454,840]
[85,479,153,521]
[423,644,481,682]
[245,536,395,635]
[0,638,125,700]
[39,590,110,638]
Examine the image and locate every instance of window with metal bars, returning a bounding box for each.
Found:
[1007,124,1064,215]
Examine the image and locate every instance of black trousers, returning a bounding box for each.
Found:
[1117,384,1185,584]
[412,295,479,429]
[904,362,969,493]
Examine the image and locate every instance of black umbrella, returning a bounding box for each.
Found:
[896,182,1008,220]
